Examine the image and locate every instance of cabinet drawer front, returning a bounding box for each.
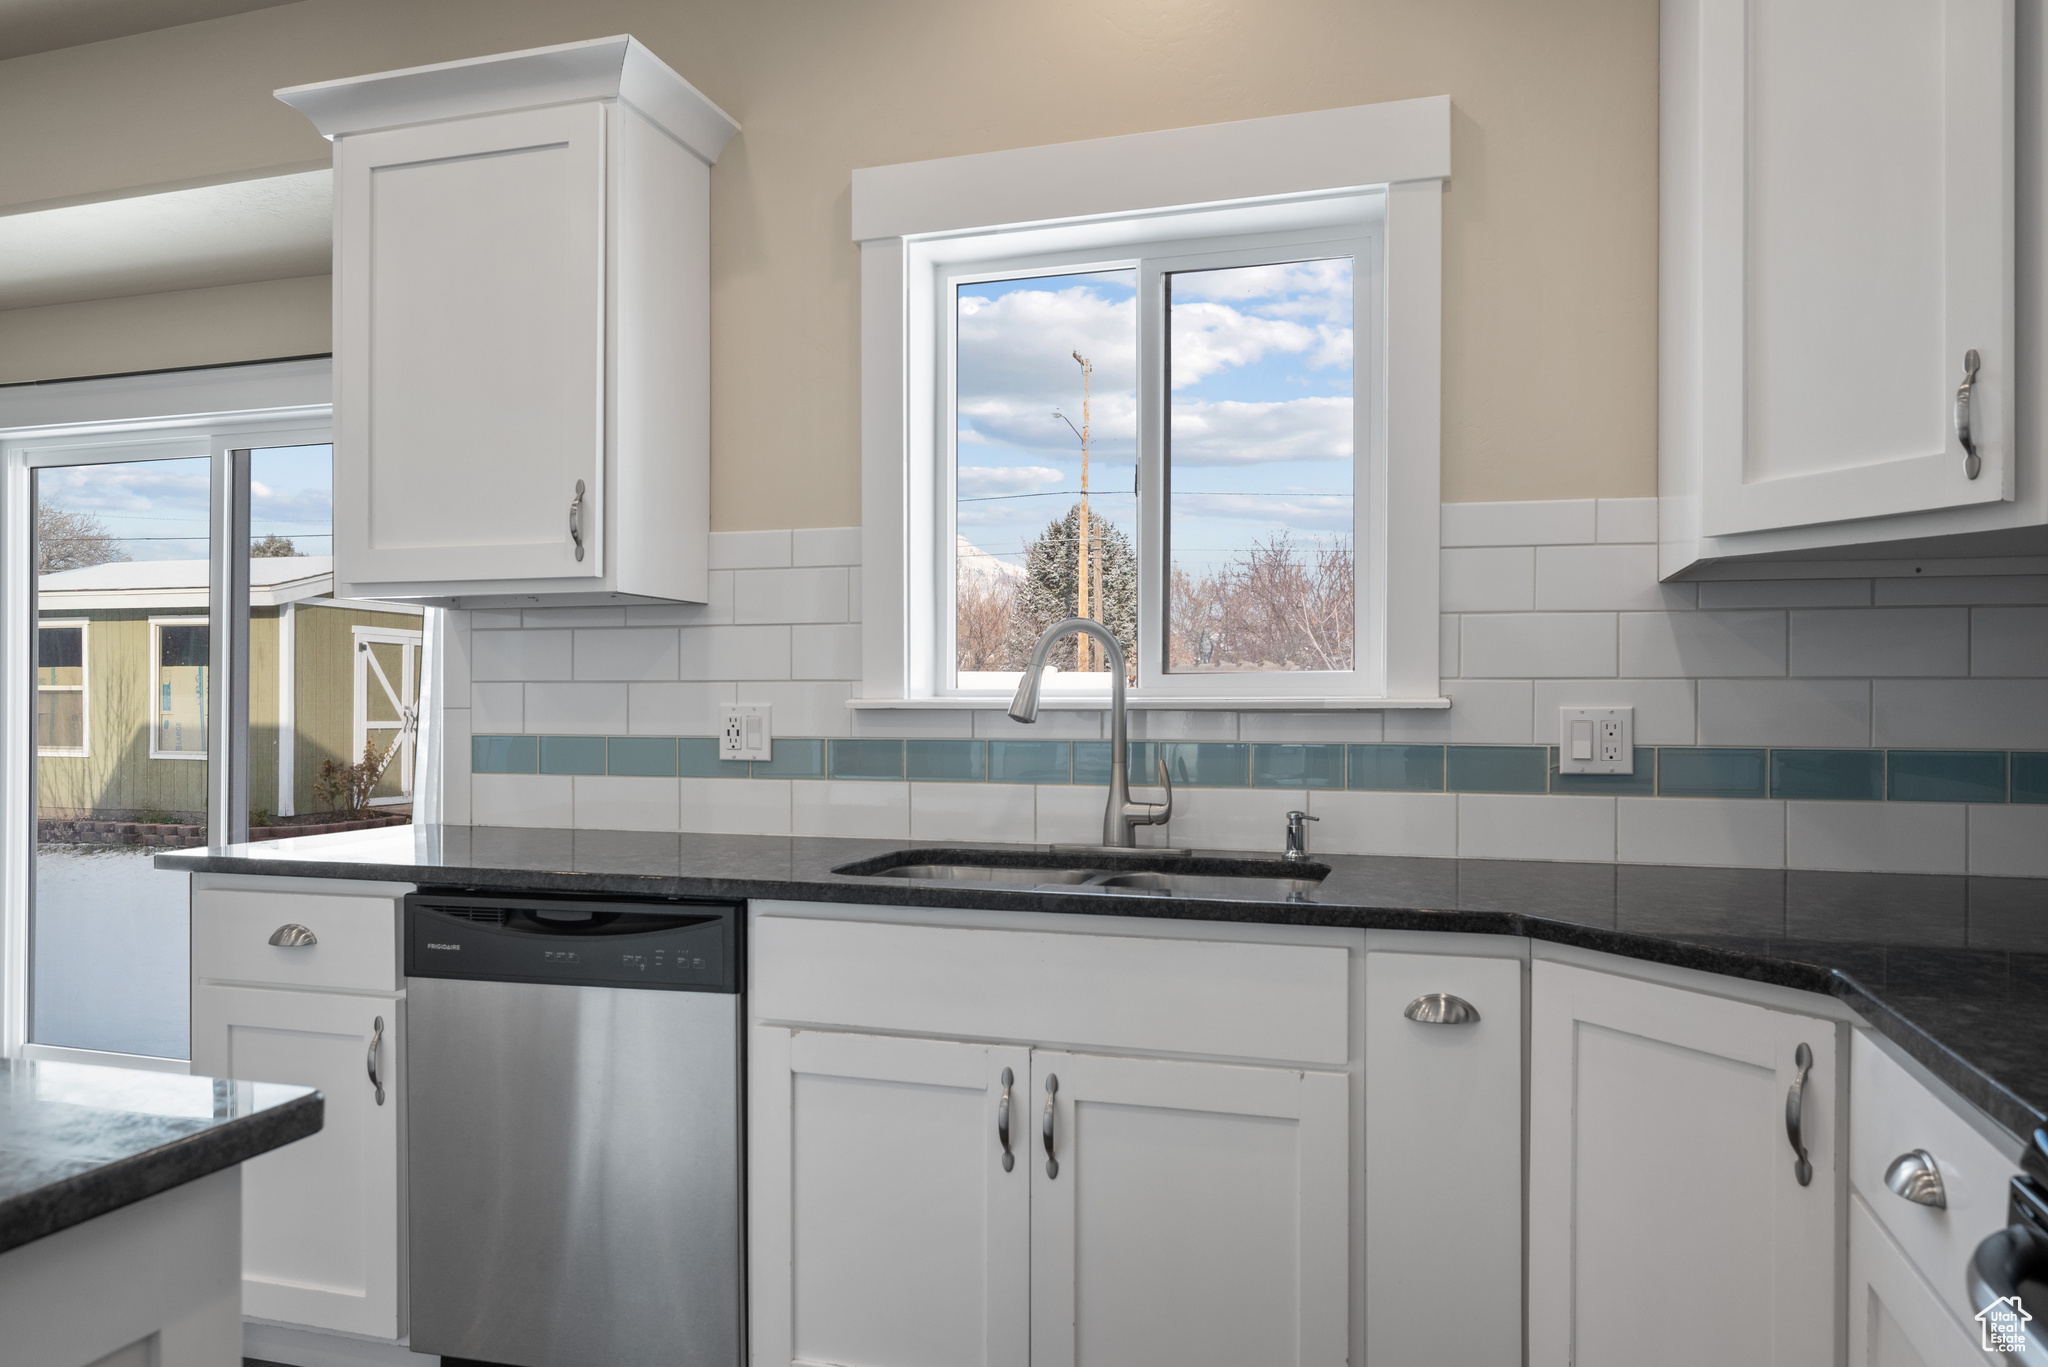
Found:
[1849,1195,2000,1366]
[751,909,1349,1065]
[1849,1030,2018,1328]
[192,888,400,992]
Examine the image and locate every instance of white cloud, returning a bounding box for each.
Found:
[1168,302,1317,387]
[1168,396,1353,465]
[1171,491,1355,533]
[1170,258,1353,305]
[957,465,1065,498]
[956,280,1138,456]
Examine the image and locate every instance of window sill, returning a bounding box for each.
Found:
[847,696,1450,712]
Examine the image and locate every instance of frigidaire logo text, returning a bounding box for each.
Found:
[426,942,460,951]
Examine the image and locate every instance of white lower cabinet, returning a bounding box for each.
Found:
[1529,959,1842,1367]
[1849,1195,2001,1367]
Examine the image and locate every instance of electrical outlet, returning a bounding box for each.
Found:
[720,705,772,762]
[1558,706,1633,775]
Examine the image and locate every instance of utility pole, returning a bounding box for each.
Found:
[1072,350,1094,673]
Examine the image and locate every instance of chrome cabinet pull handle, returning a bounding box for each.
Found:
[569,479,587,561]
[1957,349,1982,480]
[1785,1042,1813,1187]
[1404,993,1480,1025]
[1042,1073,1059,1179]
[1885,1149,1947,1208]
[268,923,317,947]
[367,1015,386,1106]
[997,1067,1014,1172]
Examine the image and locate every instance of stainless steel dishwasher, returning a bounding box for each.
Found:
[403,891,742,1367]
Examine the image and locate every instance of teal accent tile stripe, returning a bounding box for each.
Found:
[2016,753,2048,804]
[473,735,537,774]
[908,739,986,782]
[538,736,605,776]
[1446,745,1548,794]
[1888,750,2008,803]
[1251,744,1346,790]
[752,738,824,778]
[1348,744,1444,791]
[993,741,1070,784]
[829,739,906,780]
[1549,748,1655,795]
[607,737,677,777]
[1771,749,1883,801]
[1658,748,1767,799]
[679,737,749,778]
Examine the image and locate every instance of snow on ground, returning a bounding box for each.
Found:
[32,845,189,1060]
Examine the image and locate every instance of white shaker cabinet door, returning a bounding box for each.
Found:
[1671,0,2014,536]
[190,984,402,1339]
[1528,960,1839,1367]
[335,101,607,586]
[749,1028,1031,1367]
[1029,1050,1349,1367]
[1849,1196,2002,1367]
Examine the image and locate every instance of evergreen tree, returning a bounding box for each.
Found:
[1007,503,1137,675]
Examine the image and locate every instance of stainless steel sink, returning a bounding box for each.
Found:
[836,851,1328,901]
[887,864,1099,885]
[1085,870,1324,900]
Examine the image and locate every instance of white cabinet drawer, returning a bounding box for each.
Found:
[1849,1195,2000,1366]
[1850,1030,2019,1329]
[192,887,402,993]
[750,904,1350,1066]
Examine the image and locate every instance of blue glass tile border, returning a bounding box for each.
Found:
[461,736,2043,804]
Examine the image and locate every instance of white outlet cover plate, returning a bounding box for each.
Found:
[720,704,772,762]
[1558,706,1633,774]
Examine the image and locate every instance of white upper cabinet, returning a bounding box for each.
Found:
[277,36,737,606]
[1661,0,2029,575]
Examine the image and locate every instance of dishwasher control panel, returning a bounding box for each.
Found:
[404,893,738,993]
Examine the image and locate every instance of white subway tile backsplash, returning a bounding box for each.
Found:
[1035,784,1108,844]
[679,777,790,835]
[443,610,472,697]
[1968,806,2048,877]
[628,681,735,735]
[1789,607,1967,678]
[1595,498,1658,544]
[740,681,857,737]
[973,709,1105,739]
[707,529,792,569]
[792,526,863,567]
[793,780,910,839]
[735,567,851,625]
[1873,680,2048,748]
[1617,798,1784,868]
[848,567,863,623]
[470,681,525,733]
[1619,610,1784,678]
[792,624,862,680]
[1139,788,1299,852]
[1384,681,1534,743]
[1458,793,1615,862]
[1972,607,2048,677]
[473,774,574,827]
[1439,614,1459,676]
[574,628,681,681]
[1441,499,1596,547]
[1874,575,2048,606]
[523,682,630,735]
[468,609,524,629]
[573,776,681,832]
[522,607,625,627]
[1128,711,1239,740]
[471,629,572,682]
[850,707,974,738]
[1697,679,1869,747]
[1532,679,1697,746]
[1441,547,1534,612]
[624,572,735,626]
[1697,579,1872,609]
[909,783,1036,843]
[679,625,791,681]
[1786,801,1965,875]
[1536,544,1695,611]
[1238,711,1385,742]
[1308,790,1457,858]
[1460,613,1616,678]
[441,708,471,826]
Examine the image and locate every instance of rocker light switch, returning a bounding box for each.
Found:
[720,705,772,762]
[1558,706,1633,775]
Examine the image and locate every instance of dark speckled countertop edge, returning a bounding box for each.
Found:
[0,1089,324,1255]
[160,843,2048,1143]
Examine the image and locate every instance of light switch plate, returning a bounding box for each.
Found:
[720,705,772,762]
[1558,706,1633,774]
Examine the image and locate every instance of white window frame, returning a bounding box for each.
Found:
[34,619,89,758]
[854,97,1449,710]
[148,616,211,761]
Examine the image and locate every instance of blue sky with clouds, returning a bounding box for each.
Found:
[37,444,334,564]
[955,257,1354,584]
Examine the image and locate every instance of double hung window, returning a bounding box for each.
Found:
[35,623,87,755]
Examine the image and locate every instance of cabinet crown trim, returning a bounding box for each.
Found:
[275,33,740,164]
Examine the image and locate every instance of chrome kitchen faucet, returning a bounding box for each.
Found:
[1008,618,1172,849]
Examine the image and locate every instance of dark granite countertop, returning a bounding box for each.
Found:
[161,823,2048,1142]
[0,1058,322,1255]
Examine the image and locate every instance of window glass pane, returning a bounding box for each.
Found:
[954,269,1137,685]
[1166,257,1355,673]
[33,455,210,1059]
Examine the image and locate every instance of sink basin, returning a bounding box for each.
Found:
[887,864,1099,885]
[1087,870,1325,900]
[833,849,1329,901]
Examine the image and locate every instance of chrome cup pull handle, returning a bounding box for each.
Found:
[1885,1149,1947,1208]
[1042,1073,1060,1179]
[997,1067,1014,1173]
[1404,993,1480,1025]
[268,923,317,947]
[1785,1042,1813,1187]
[569,479,587,561]
[367,1015,386,1106]
[1957,349,1982,480]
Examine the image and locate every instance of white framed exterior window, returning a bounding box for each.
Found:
[148,616,210,760]
[855,97,1449,710]
[35,620,88,757]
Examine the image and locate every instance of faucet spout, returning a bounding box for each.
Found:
[1006,618,1170,847]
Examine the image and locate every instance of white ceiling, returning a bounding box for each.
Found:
[0,0,298,61]
[0,170,332,310]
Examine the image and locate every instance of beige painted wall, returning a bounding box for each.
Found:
[0,275,330,382]
[0,0,1659,524]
